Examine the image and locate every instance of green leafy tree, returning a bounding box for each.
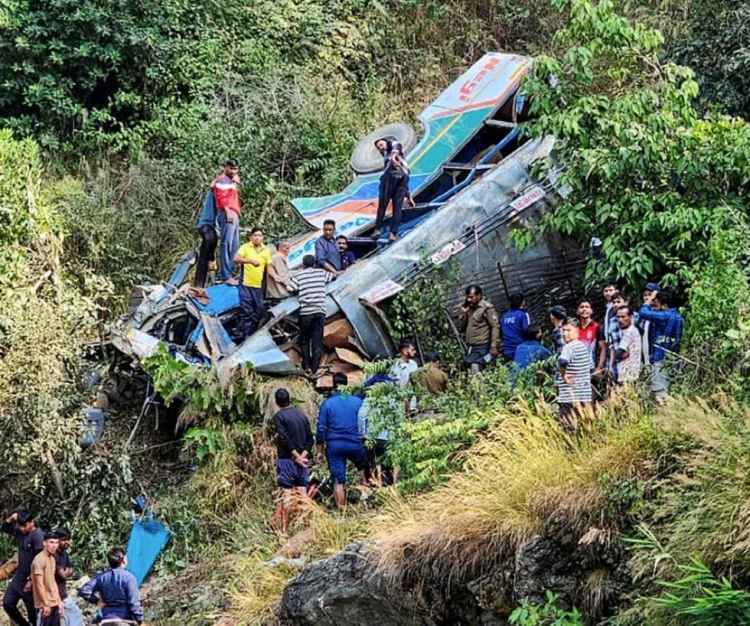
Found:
[669,0,750,118]
[525,0,750,292]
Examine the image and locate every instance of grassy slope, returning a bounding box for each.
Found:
[146,382,750,625]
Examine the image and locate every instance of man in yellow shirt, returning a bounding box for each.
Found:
[234,228,279,340]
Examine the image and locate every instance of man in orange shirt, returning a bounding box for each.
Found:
[31,532,64,626]
[213,159,242,284]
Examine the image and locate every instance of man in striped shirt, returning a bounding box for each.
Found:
[290,255,333,374]
[557,317,593,426]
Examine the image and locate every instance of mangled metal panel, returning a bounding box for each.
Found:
[219,329,297,377]
[286,53,533,267]
[324,137,556,359]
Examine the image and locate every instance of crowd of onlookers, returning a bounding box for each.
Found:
[269,278,686,531]
[456,281,684,419]
[2,513,143,626]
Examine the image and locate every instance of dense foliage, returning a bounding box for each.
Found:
[527,0,750,294]
[0,132,131,569]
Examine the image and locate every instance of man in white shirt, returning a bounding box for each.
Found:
[390,340,418,415]
[613,306,642,384]
[266,240,292,300]
[390,340,418,385]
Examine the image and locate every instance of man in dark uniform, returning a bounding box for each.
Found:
[457,285,500,373]
[2,510,44,626]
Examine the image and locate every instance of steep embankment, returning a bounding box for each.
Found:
[277,396,750,625]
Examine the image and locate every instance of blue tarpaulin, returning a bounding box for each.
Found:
[125,517,170,587]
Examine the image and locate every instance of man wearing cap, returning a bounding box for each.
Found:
[212,159,241,284]
[458,285,500,373]
[639,282,660,366]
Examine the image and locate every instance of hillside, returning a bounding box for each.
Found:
[2,0,750,625]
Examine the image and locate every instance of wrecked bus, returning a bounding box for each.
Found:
[110,52,586,382]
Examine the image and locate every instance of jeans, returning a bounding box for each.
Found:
[194,225,218,288]
[239,285,264,340]
[650,360,670,400]
[375,171,408,235]
[299,313,325,373]
[216,210,239,281]
[3,583,34,626]
[62,597,83,626]
[36,607,60,626]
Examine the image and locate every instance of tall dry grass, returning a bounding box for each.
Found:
[374,398,662,586]
[228,502,372,625]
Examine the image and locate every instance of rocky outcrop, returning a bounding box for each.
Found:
[278,543,435,626]
[278,522,630,626]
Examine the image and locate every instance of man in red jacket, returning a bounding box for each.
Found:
[213,159,241,284]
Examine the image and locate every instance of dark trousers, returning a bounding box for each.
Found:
[299,313,325,372]
[3,584,34,626]
[375,172,408,235]
[194,225,218,288]
[239,285,264,340]
[36,607,60,626]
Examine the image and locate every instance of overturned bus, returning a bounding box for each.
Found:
[110,52,587,381]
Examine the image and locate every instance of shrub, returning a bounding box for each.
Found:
[651,558,750,625]
[375,397,662,586]
[511,591,584,625]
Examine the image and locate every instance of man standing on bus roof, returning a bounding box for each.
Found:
[213,159,241,285]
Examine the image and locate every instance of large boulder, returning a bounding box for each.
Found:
[277,543,435,626]
[278,523,630,626]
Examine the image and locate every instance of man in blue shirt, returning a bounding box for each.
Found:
[513,325,552,370]
[336,236,357,270]
[638,290,684,402]
[315,220,343,275]
[501,292,531,362]
[78,547,143,625]
[194,186,218,290]
[316,373,368,510]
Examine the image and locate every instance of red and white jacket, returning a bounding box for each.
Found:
[212,174,241,215]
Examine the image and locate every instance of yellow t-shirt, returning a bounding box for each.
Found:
[237,243,272,288]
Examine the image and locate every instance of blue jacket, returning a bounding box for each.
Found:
[79,567,143,624]
[315,236,343,271]
[197,190,216,228]
[514,341,552,370]
[501,309,530,358]
[637,305,684,362]
[316,393,364,444]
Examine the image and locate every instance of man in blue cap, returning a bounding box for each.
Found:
[638,289,684,401]
[639,282,660,366]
